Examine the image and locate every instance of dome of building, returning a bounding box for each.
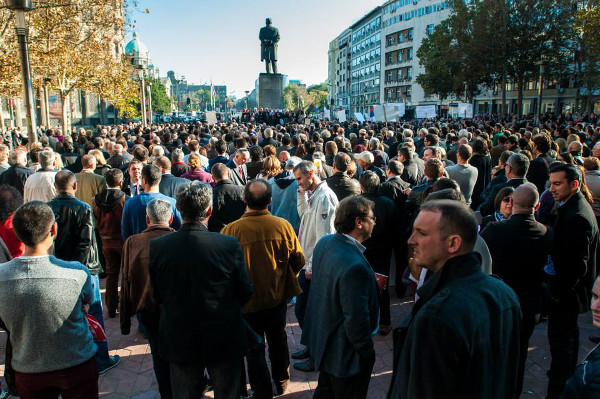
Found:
[124,32,150,68]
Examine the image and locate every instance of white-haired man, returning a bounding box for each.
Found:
[23,150,58,202]
[0,149,33,195]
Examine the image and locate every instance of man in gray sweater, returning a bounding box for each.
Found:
[446,144,479,206]
[0,201,99,397]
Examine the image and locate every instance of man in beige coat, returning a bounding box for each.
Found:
[75,154,106,208]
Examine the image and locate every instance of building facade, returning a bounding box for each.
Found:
[349,7,382,114]
[380,0,450,107]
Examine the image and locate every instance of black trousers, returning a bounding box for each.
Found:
[244,302,290,399]
[546,299,580,399]
[515,304,537,399]
[313,356,374,399]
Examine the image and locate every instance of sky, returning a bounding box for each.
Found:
[131,0,383,99]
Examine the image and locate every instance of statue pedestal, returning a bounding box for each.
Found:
[258,73,284,110]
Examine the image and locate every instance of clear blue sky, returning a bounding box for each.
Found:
[132,0,382,98]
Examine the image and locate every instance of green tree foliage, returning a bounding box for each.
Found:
[148,77,171,113]
[417,0,576,114]
[574,2,600,111]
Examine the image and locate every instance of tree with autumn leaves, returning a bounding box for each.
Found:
[0,0,139,133]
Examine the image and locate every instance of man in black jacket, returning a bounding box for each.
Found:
[546,163,600,399]
[208,163,245,232]
[481,183,552,398]
[398,146,421,187]
[479,153,529,216]
[359,171,399,336]
[148,181,253,398]
[526,133,553,194]
[48,170,120,374]
[388,200,521,399]
[153,156,188,199]
[326,152,360,201]
[0,149,33,195]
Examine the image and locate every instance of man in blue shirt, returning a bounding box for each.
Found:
[122,165,181,241]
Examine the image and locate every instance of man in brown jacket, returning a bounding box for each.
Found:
[92,168,128,318]
[75,154,106,208]
[120,198,174,399]
[222,179,305,398]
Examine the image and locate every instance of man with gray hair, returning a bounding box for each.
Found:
[107,143,129,170]
[148,181,253,398]
[260,127,278,148]
[292,160,338,372]
[120,198,175,398]
[227,148,250,186]
[23,150,58,202]
[0,149,33,195]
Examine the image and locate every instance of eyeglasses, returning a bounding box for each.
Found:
[502,197,512,203]
[364,215,376,223]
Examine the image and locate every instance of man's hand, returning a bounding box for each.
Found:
[305,270,312,280]
[82,303,90,314]
[402,188,412,195]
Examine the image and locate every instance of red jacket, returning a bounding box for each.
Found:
[92,189,128,249]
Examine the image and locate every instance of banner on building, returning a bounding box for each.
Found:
[457,103,474,118]
[324,109,331,120]
[336,110,346,123]
[205,111,217,125]
[416,105,437,119]
[354,112,365,122]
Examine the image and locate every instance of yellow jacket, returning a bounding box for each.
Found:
[222,210,305,313]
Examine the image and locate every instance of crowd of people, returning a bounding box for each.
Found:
[0,110,599,398]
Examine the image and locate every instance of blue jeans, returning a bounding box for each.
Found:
[89,274,111,368]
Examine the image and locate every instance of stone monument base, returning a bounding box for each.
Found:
[258,73,284,110]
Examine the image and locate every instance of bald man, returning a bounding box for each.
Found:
[480,182,553,398]
[75,154,107,208]
[222,180,305,397]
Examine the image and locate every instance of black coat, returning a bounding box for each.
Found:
[207,179,246,232]
[481,214,553,313]
[148,222,253,365]
[401,160,422,187]
[158,173,188,199]
[388,252,521,399]
[526,154,552,194]
[47,193,102,275]
[325,172,360,201]
[0,165,33,195]
[107,154,129,170]
[478,177,527,217]
[62,152,82,173]
[361,193,400,272]
[550,191,599,313]
[379,176,410,212]
[561,344,600,399]
[470,154,492,210]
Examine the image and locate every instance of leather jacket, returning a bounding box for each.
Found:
[48,193,102,275]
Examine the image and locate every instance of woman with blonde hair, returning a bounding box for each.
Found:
[257,155,283,180]
[89,149,111,177]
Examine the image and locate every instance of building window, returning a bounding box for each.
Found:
[427,24,434,35]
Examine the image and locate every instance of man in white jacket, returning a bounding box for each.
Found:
[292,160,339,372]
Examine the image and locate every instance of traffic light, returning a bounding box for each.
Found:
[186,97,191,105]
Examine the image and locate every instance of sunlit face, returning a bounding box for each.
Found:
[423,148,434,162]
[129,163,142,182]
[408,210,447,272]
[359,210,376,241]
[591,277,600,328]
[549,171,577,203]
[294,169,313,192]
[499,194,513,218]
[235,152,249,165]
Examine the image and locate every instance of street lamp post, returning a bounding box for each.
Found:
[147,81,153,125]
[245,90,250,110]
[138,70,147,128]
[536,59,546,122]
[6,0,36,145]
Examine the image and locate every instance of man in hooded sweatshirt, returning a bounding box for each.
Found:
[92,168,128,318]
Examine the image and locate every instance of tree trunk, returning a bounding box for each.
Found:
[501,64,507,115]
[0,98,5,133]
[60,91,71,136]
[586,81,594,112]
[517,77,524,116]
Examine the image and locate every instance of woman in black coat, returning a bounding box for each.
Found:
[470,137,492,210]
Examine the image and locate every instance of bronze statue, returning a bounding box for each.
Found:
[259,18,280,74]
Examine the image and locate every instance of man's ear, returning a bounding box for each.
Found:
[50,222,57,238]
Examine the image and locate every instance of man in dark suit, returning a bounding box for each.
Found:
[526,133,553,194]
[153,156,188,199]
[545,163,600,399]
[107,144,130,170]
[208,139,229,171]
[148,181,253,398]
[481,183,553,398]
[122,160,144,197]
[208,164,246,232]
[0,149,33,195]
[379,160,410,210]
[405,158,444,219]
[479,153,529,216]
[227,148,249,186]
[398,146,422,187]
[301,196,379,399]
[325,152,360,201]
